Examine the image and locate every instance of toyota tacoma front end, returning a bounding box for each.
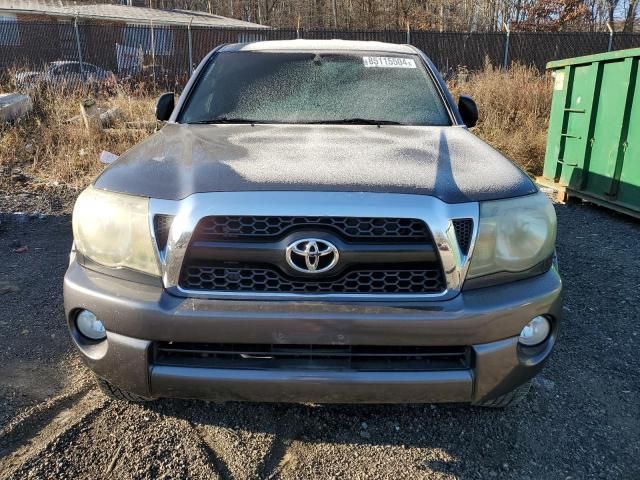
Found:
[64,40,561,407]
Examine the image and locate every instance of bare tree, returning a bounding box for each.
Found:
[107,0,635,31]
[624,0,639,31]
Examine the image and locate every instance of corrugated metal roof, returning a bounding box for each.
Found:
[0,0,268,28]
[228,39,416,53]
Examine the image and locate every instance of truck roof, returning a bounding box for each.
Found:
[221,39,417,54]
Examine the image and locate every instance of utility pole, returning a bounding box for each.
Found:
[150,19,156,89]
[73,14,84,76]
[188,18,193,75]
[502,21,510,69]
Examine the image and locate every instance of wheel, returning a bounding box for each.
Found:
[96,376,150,403]
[475,381,532,408]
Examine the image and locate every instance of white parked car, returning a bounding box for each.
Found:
[15,61,116,90]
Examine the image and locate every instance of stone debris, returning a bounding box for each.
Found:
[0,93,33,123]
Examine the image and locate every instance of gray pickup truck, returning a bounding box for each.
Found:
[64,40,561,407]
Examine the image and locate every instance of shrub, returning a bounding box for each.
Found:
[448,61,552,176]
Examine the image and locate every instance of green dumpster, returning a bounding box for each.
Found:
[541,48,640,218]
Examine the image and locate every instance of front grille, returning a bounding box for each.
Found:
[180,216,446,296]
[195,216,431,242]
[452,219,473,255]
[181,264,445,294]
[154,343,471,372]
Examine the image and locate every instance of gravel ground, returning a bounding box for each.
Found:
[0,174,78,216]
[0,202,639,480]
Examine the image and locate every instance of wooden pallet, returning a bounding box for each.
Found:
[536,176,640,219]
[535,176,568,203]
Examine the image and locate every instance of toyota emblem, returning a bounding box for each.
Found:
[285,238,339,274]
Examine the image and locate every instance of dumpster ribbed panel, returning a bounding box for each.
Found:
[542,48,640,218]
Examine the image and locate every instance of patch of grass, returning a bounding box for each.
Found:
[448,62,553,176]
[0,84,156,188]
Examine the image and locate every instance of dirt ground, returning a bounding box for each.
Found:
[0,202,639,480]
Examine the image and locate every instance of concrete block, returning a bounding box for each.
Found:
[0,93,33,122]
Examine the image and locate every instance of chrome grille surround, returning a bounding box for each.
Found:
[150,192,479,301]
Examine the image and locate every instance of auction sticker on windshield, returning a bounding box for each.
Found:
[362,57,417,68]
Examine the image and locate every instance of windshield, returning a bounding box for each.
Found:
[179,51,451,126]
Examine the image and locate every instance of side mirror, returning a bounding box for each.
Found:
[458,95,478,128]
[156,92,175,121]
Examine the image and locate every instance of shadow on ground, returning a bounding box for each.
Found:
[0,215,74,428]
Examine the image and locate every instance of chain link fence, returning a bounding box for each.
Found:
[2,20,639,89]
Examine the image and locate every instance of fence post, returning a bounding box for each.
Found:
[406,21,410,44]
[73,14,84,76]
[150,19,156,88]
[187,18,194,76]
[502,21,510,69]
[296,15,301,39]
[607,22,614,51]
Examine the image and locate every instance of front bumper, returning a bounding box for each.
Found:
[64,260,562,404]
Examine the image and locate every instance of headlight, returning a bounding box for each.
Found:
[467,192,556,279]
[72,186,160,276]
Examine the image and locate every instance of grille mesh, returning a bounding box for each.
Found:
[452,219,473,255]
[181,265,445,294]
[153,214,174,251]
[195,216,431,242]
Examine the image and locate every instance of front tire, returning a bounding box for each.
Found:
[475,381,532,408]
[96,377,150,403]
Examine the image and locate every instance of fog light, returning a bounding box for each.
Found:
[76,310,106,341]
[519,316,550,346]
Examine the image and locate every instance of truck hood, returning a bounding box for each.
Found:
[94,123,536,203]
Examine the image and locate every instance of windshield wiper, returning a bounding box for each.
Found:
[307,118,404,125]
[188,118,404,126]
[188,117,264,124]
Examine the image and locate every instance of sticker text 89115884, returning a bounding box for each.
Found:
[362,57,417,68]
